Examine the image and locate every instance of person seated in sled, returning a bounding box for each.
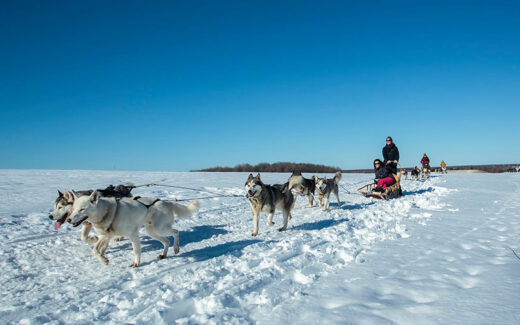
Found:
[421,154,430,169]
[373,159,395,192]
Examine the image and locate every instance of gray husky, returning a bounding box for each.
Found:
[286,171,316,208]
[313,171,342,211]
[245,173,295,236]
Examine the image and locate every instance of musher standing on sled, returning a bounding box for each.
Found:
[383,136,399,174]
[421,153,430,169]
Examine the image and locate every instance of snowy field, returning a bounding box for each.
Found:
[1,170,519,324]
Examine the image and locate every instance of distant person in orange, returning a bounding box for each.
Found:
[440,160,447,174]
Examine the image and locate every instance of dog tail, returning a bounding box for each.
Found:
[334,171,342,183]
[286,175,304,193]
[169,200,199,218]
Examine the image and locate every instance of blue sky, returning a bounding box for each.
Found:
[1,1,519,171]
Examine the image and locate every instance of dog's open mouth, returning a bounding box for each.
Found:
[72,216,88,227]
[54,215,68,230]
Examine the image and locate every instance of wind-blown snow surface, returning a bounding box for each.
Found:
[1,170,519,324]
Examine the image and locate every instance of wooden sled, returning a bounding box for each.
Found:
[358,174,402,200]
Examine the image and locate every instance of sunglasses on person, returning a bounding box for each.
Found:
[386,139,392,142]
[374,162,381,166]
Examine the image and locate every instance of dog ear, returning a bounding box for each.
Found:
[57,190,63,197]
[90,190,101,204]
[255,173,261,180]
[70,190,80,200]
[64,190,73,201]
[248,173,253,180]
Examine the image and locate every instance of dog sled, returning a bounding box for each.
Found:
[357,174,402,200]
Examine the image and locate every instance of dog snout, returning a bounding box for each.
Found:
[49,214,53,220]
[248,190,254,196]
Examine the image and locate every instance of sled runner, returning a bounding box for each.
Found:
[357,174,402,200]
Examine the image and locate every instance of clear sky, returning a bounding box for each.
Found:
[1,1,519,171]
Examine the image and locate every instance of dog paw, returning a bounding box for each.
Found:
[251,232,257,237]
[267,222,275,226]
[87,236,99,243]
[114,237,124,242]
[130,262,139,268]
[103,258,109,265]
[158,254,166,259]
[174,247,180,254]
[278,227,287,232]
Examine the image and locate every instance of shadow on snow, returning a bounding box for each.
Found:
[402,187,434,196]
[112,224,229,253]
[179,239,264,262]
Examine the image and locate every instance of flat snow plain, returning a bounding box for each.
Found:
[1,170,519,324]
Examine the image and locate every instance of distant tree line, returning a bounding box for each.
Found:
[193,162,520,174]
[448,164,520,173]
[192,162,342,173]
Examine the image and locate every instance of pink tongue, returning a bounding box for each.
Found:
[54,222,62,230]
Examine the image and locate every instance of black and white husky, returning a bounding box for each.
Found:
[245,173,295,236]
[286,171,316,208]
[313,171,342,211]
[411,166,421,180]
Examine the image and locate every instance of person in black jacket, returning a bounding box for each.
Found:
[382,136,399,174]
[373,159,395,192]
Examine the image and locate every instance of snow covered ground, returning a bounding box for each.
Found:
[1,170,519,324]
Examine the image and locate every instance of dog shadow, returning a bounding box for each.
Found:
[111,224,229,253]
[179,239,264,262]
[292,217,351,231]
[402,187,434,196]
[327,201,345,208]
[180,225,229,246]
[329,201,376,210]
[292,201,376,231]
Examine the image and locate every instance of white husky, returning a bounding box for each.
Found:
[49,190,99,244]
[69,191,198,267]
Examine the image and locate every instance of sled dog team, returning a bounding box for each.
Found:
[50,171,342,267]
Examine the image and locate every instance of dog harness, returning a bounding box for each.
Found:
[133,196,161,208]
